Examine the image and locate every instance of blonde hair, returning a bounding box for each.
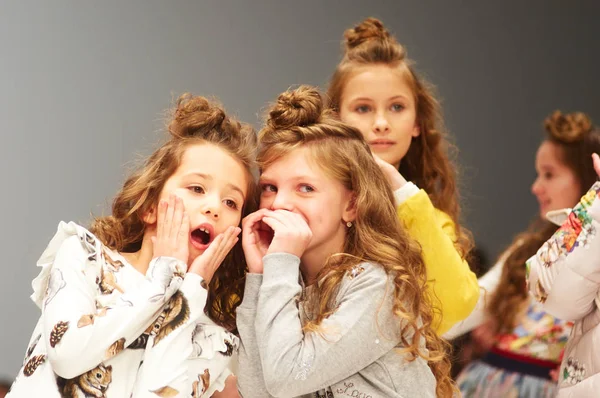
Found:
[259,85,455,397]
[327,17,473,260]
[488,110,600,333]
[90,94,258,332]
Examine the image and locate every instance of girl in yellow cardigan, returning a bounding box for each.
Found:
[326,17,478,334]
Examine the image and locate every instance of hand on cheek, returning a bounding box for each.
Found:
[151,195,190,266]
[188,226,240,283]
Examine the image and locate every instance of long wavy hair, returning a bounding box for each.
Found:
[258,85,455,397]
[488,110,600,333]
[90,94,258,332]
[327,17,472,260]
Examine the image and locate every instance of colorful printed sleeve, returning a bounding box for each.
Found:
[236,274,274,398]
[253,253,403,397]
[394,183,479,334]
[131,273,238,397]
[527,182,600,321]
[38,223,187,379]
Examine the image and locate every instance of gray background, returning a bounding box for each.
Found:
[1,1,598,380]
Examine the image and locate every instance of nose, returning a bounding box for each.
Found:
[270,191,294,212]
[373,111,390,135]
[202,193,220,219]
[531,177,542,196]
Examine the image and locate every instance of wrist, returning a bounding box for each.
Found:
[189,267,213,284]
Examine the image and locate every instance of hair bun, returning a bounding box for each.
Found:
[266,85,323,130]
[544,110,592,143]
[168,93,228,139]
[344,17,391,51]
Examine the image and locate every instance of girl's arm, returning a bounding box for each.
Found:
[394,183,479,334]
[235,274,274,398]
[527,182,600,321]
[131,227,242,397]
[42,233,186,379]
[443,259,504,339]
[255,253,403,397]
[131,274,237,397]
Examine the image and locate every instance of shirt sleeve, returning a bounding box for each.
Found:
[254,253,405,397]
[395,187,479,334]
[130,273,238,397]
[42,234,186,379]
[527,182,600,322]
[236,273,274,398]
[443,259,505,339]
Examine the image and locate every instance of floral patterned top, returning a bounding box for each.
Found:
[7,221,238,398]
[494,299,572,362]
[527,181,600,397]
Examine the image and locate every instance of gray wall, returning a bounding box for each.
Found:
[1,1,598,379]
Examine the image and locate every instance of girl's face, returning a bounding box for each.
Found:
[338,64,419,169]
[531,140,581,217]
[149,143,248,265]
[259,147,355,264]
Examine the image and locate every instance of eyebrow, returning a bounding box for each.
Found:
[186,172,246,200]
[259,175,318,184]
[349,95,409,102]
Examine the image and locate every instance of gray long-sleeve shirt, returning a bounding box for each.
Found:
[237,253,436,398]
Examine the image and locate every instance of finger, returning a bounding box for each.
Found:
[242,209,270,230]
[179,211,190,247]
[593,153,600,177]
[286,210,311,230]
[171,196,184,242]
[200,232,226,267]
[165,195,176,238]
[261,216,287,234]
[212,227,240,265]
[156,200,167,238]
[268,210,305,232]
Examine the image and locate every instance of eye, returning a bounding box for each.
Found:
[224,199,239,210]
[355,105,371,114]
[390,103,404,112]
[96,373,102,379]
[261,184,277,193]
[544,172,553,179]
[298,184,315,193]
[189,186,205,194]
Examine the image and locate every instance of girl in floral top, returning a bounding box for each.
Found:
[7,94,257,397]
[527,153,600,397]
[446,111,600,397]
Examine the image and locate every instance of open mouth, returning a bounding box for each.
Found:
[190,223,214,250]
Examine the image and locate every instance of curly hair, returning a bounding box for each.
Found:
[488,110,600,334]
[259,85,455,397]
[89,94,258,332]
[327,17,473,260]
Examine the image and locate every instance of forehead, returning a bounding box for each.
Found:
[343,65,413,100]
[261,147,328,182]
[176,143,248,192]
[536,141,565,167]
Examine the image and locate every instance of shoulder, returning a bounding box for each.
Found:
[336,261,391,298]
[31,222,104,308]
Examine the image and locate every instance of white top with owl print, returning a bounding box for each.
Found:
[7,221,238,398]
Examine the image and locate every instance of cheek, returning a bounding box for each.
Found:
[341,113,368,136]
[549,178,581,208]
[259,195,272,209]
